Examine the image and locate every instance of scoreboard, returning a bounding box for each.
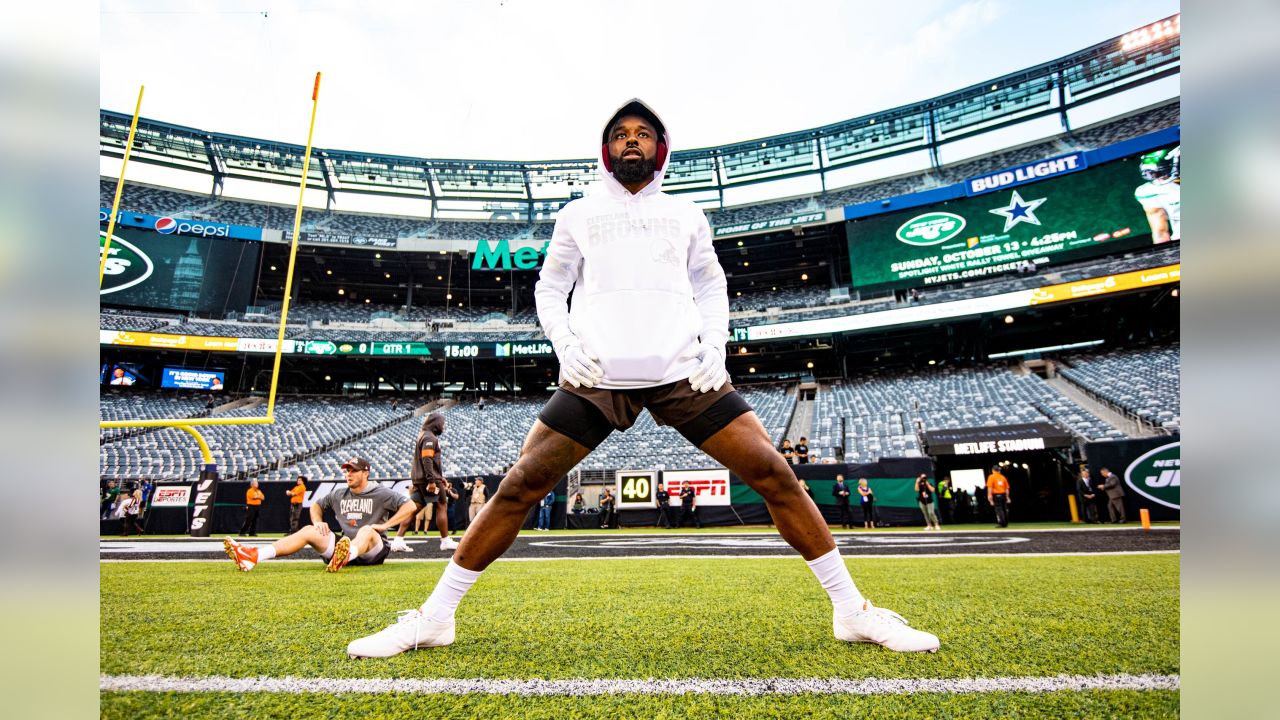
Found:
[615,470,658,509]
[845,147,1175,290]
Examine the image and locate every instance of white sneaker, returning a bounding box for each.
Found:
[834,601,940,653]
[347,609,455,658]
[388,537,413,553]
[440,536,458,551]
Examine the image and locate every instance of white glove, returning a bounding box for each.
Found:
[559,340,603,388]
[684,342,728,394]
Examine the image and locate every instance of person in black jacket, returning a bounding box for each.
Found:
[832,474,853,529]
[391,413,458,552]
[654,481,672,529]
[677,481,701,528]
[599,487,617,529]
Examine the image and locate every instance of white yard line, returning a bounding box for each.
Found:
[100,672,1179,696]
[100,549,1179,563]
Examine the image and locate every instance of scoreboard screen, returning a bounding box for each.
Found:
[845,146,1178,290]
[616,470,657,509]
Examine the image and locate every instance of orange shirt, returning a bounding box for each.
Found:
[986,473,1009,495]
[246,488,265,506]
[287,484,305,505]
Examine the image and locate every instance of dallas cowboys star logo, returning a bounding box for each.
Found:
[989,190,1047,232]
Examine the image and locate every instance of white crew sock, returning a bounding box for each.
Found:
[805,548,866,618]
[420,560,482,621]
[257,545,277,562]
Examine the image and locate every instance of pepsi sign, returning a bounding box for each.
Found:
[99,209,263,242]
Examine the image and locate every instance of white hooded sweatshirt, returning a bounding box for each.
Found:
[535,99,729,390]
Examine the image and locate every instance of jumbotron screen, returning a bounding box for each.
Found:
[99,227,262,314]
[845,145,1180,290]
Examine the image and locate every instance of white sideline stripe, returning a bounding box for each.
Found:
[100,673,1179,696]
[100,550,1180,563]
[98,526,1180,542]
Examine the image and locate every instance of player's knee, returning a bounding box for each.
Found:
[738,448,795,496]
[494,463,552,507]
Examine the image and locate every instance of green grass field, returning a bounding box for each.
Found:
[100,553,1178,718]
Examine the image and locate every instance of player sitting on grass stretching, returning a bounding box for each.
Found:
[346,99,939,658]
[224,457,415,573]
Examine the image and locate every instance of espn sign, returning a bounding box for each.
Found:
[662,469,731,507]
[150,486,191,508]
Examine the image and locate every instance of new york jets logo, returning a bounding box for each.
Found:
[895,212,967,246]
[1124,441,1180,509]
[99,232,154,295]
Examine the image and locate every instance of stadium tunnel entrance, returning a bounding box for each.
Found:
[930,450,1078,524]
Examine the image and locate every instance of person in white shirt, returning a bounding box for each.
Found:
[347,99,939,659]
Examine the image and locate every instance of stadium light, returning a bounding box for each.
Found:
[748,367,756,373]
[447,293,453,300]
[806,361,814,369]
[364,298,371,304]
[1004,315,1014,324]
[739,347,748,354]
[801,273,808,281]
[737,240,744,247]
[337,288,345,295]
[437,275,443,280]
[1171,288,1179,298]
[375,253,381,259]
[270,265,277,271]
[928,359,936,365]
[326,269,333,275]
[324,375,331,381]
[384,272,391,279]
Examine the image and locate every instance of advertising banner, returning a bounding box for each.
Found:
[100,330,241,352]
[713,211,827,238]
[925,423,1073,455]
[845,145,1179,289]
[149,486,192,507]
[99,208,264,242]
[663,469,732,507]
[161,367,225,391]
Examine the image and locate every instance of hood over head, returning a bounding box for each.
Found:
[422,412,445,435]
[599,98,670,196]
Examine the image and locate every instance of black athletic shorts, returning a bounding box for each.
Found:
[409,484,448,507]
[537,380,752,451]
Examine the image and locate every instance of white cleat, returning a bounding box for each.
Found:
[388,537,413,553]
[347,609,455,659]
[440,536,459,551]
[834,601,940,653]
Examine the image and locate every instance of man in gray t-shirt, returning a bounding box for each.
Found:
[223,457,416,573]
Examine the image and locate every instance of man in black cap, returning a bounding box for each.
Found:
[223,457,415,573]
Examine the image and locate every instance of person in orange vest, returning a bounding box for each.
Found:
[286,476,307,533]
[986,466,1011,528]
[240,479,265,536]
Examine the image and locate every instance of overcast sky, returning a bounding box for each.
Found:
[100,0,1179,163]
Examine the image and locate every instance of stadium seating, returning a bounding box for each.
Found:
[99,390,211,442]
[99,101,1178,247]
[1056,342,1181,431]
[99,395,409,481]
[809,363,1122,462]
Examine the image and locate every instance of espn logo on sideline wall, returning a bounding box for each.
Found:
[663,469,731,507]
[149,486,191,508]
